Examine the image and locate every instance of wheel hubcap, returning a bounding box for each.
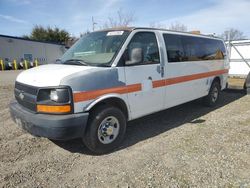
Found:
[98,116,120,144]
[212,87,219,102]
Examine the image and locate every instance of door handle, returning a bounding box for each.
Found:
[160,66,164,77]
[157,65,161,73]
[157,65,164,77]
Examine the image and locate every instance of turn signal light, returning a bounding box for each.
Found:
[37,105,71,113]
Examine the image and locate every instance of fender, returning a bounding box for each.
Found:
[217,74,225,89]
[84,93,131,119]
[207,76,220,92]
[210,75,224,90]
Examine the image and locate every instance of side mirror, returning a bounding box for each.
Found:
[126,48,143,65]
[55,59,61,64]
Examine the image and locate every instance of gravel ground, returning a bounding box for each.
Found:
[0,70,23,86]
[0,72,250,187]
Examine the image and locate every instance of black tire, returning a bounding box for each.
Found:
[203,81,221,107]
[243,82,247,90]
[225,82,229,89]
[83,105,127,154]
[245,73,250,91]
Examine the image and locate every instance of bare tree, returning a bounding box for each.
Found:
[149,21,188,32]
[102,8,135,29]
[219,28,246,41]
[169,22,187,32]
[149,22,167,29]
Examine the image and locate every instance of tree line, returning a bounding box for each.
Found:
[24,9,247,44]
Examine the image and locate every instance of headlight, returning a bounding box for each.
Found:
[36,87,72,114]
[37,88,70,103]
[50,90,59,102]
[49,89,70,103]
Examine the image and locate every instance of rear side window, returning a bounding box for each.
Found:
[201,39,226,60]
[163,34,185,62]
[163,34,226,63]
[181,36,202,61]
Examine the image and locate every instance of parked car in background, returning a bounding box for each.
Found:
[17,58,24,69]
[4,58,13,70]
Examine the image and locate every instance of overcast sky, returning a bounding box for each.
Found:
[0,0,249,38]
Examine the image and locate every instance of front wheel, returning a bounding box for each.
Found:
[203,81,221,107]
[83,105,127,154]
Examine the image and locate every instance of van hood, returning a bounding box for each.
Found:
[16,64,96,87]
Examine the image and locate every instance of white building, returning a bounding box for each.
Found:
[227,39,250,78]
[0,34,66,65]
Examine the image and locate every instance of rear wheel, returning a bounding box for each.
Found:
[203,81,221,107]
[83,105,127,154]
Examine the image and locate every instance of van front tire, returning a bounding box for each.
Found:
[203,81,221,107]
[83,105,127,154]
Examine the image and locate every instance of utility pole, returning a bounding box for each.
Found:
[92,16,97,31]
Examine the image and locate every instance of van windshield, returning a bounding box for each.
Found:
[60,30,129,67]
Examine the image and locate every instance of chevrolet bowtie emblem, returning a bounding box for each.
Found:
[19,92,24,100]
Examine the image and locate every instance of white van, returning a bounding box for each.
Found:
[10,27,229,154]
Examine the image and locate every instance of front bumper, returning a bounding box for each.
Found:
[9,100,89,140]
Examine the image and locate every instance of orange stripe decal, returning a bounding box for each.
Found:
[152,79,166,88]
[73,84,141,103]
[153,69,228,88]
[74,69,228,103]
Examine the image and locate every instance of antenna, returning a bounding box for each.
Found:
[92,16,97,31]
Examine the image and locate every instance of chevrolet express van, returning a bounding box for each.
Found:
[10,27,229,154]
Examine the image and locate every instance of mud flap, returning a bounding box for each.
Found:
[246,72,250,95]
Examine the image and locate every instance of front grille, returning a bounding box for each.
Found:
[15,82,38,95]
[15,82,37,112]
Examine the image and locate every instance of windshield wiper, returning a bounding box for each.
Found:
[63,59,89,66]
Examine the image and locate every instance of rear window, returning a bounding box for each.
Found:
[163,34,226,63]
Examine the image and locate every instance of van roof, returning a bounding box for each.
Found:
[99,27,223,40]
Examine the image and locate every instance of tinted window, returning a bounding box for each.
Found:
[126,32,160,65]
[201,38,226,60]
[182,36,202,61]
[164,34,226,63]
[163,34,185,62]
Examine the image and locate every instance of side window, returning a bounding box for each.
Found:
[201,39,225,60]
[181,36,202,61]
[125,32,160,65]
[213,40,226,60]
[163,34,185,62]
[182,37,226,61]
[164,34,226,63]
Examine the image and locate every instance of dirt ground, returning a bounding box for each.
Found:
[0,70,23,86]
[228,77,246,89]
[0,71,250,187]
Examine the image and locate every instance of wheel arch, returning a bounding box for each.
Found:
[84,94,130,120]
[212,76,222,90]
[213,76,221,85]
